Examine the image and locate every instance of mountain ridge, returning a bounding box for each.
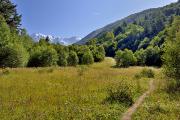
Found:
[77,1,180,45]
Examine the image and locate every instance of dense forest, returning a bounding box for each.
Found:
[79,1,180,45]
[77,1,180,67]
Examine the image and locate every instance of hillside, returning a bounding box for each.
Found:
[77,1,180,49]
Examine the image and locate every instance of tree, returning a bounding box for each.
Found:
[56,47,68,67]
[115,49,137,67]
[144,46,161,66]
[67,51,79,66]
[81,51,94,65]
[104,42,117,57]
[95,45,105,62]
[134,49,147,66]
[28,46,58,67]
[0,15,11,47]
[0,0,21,29]
[45,36,51,43]
[138,37,150,49]
[163,16,180,80]
[53,45,68,67]
[90,45,105,62]
[19,29,34,51]
[0,44,29,67]
[39,38,49,46]
[114,26,123,36]
[98,32,115,43]
[0,15,29,68]
[86,38,97,45]
[76,45,90,64]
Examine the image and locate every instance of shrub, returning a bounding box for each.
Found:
[115,49,137,67]
[166,79,180,93]
[67,51,79,66]
[91,45,105,62]
[81,51,94,65]
[28,46,58,67]
[141,68,155,78]
[144,46,161,66]
[57,50,68,67]
[53,45,68,67]
[134,49,147,66]
[106,82,134,106]
[0,44,29,68]
[135,68,155,79]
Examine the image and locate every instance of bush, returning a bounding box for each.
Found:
[134,49,147,66]
[135,68,155,79]
[0,44,29,68]
[53,45,68,67]
[141,68,155,78]
[91,45,105,62]
[81,51,94,65]
[166,79,180,93]
[57,50,68,67]
[67,51,79,66]
[28,46,58,67]
[144,46,161,66]
[106,82,134,106]
[115,49,137,67]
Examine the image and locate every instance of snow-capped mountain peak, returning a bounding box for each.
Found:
[31,33,81,45]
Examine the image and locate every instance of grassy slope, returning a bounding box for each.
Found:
[0,58,153,120]
[133,71,180,120]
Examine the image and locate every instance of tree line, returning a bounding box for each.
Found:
[0,15,105,68]
[114,16,180,71]
[0,0,105,68]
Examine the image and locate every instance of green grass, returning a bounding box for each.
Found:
[133,71,180,120]
[0,58,153,120]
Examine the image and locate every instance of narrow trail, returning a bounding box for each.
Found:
[121,80,155,120]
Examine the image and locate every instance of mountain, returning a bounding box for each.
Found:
[77,1,180,45]
[31,33,81,45]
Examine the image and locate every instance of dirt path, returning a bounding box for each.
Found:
[121,80,155,120]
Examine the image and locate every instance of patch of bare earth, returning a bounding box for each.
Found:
[121,80,155,120]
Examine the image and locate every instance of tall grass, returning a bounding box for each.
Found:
[0,58,153,120]
[133,71,180,120]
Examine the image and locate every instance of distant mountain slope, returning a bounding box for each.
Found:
[77,1,180,45]
[31,33,81,45]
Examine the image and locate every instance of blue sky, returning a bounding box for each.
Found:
[12,0,177,38]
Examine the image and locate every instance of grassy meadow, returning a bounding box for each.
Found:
[0,57,157,120]
[133,72,180,120]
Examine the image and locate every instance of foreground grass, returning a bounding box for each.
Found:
[0,58,153,120]
[133,71,180,120]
